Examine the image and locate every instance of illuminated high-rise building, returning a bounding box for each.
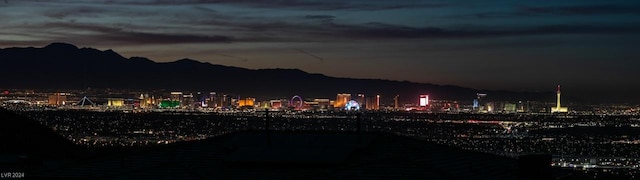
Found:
[270,100,283,109]
[365,95,380,110]
[314,99,331,109]
[183,93,195,107]
[195,92,207,107]
[238,97,256,107]
[357,94,365,108]
[486,102,494,112]
[170,92,183,102]
[335,93,351,108]
[503,103,516,113]
[217,94,230,108]
[517,101,526,113]
[473,99,479,109]
[48,93,68,105]
[551,85,568,113]
[254,101,267,109]
[419,95,429,107]
[139,94,145,107]
[139,94,155,108]
[304,101,319,110]
[207,93,229,108]
[107,98,125,107]
[231,98,238,107]
[206,92,217,108]
[475,93,488,112]
[394,95,399,109]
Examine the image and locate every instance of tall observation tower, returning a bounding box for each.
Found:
[551,85,568,113]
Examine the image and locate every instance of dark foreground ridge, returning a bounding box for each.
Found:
[0,43,552,102]
[0,108,86,159]
[31,131,563,179]
[0,108,589,179]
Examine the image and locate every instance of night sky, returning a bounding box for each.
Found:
[1,0,639,102]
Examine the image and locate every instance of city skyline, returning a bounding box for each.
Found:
[3,88,640,179]
[2,2,640,178]
[1,0,640,102]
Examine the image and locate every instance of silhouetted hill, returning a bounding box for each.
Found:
[0,43,552,102]
[0,108,85,158]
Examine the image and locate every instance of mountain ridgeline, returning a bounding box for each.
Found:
[0,43,551,102]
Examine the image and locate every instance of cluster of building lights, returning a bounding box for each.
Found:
[1,85,576,113]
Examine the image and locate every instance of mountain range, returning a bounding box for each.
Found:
[0,43,552,103]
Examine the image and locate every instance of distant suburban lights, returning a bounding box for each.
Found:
[419,95,429,106]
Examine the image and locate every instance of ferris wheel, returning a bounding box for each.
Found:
[290,95,304,110]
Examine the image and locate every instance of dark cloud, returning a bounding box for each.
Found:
[304,15,334,20]
[308,22,640,39]
[9,1,640,43]
[463,12,530,19]
[302,15,334,23]
[209,0,357,10]
[37,22,235,44]
[519,24,640,35]
[522,4,640,15]
[174,12,640,42]
[26,9,640,46]
[105,30,234,44]
[192,6,217,13]
[43,6,105,19]
[65,0,445,11]
[445,4,640,20]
